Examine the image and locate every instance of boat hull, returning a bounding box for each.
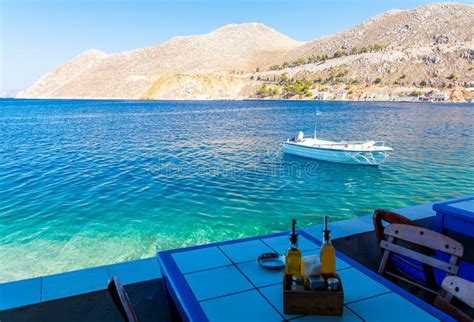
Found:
[283,142,389,165]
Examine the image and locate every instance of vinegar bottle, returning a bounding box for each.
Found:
[285,219,304,276]
[320,216,336,278]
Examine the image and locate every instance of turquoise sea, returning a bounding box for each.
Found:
[1,99,473,282]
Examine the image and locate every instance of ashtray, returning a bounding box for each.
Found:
[257,253,285,270]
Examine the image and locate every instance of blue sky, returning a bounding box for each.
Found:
[1,0,473,92]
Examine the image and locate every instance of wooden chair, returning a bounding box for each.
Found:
[434,276,474,322]
[108,276,139,322]
[373,210,437,291]
[373,209,417,242]
[378,223,464,296]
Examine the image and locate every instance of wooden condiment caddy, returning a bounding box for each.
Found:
[283,274,344,315]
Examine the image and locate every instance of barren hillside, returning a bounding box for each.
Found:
[285,3,473,60]
[17,23,300,99]
[18,3,474,101]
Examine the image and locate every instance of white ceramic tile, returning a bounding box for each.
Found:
[262,234,318,254]
[172,247,231,274]
[259,283,302,320]
[337,268,389,304]
[201,290,283,321]
[347,292,439,322]
[219,239,273,264]
[237,260,283,288]
[290,307,363,321]
[185,265,253,301]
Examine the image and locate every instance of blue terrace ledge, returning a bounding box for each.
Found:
[0,257,162,311]
[0,277,42,310]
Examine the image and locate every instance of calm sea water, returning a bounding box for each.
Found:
[1,99,473,282]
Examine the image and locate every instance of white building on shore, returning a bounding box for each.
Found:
[392,96,418,102]
[314,92,332,100]
[364,92,390,101]
[335,91,348,101]
[434,92,449,101]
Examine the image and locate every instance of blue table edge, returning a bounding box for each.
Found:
[156,229,455,322]
[433,196,474,219]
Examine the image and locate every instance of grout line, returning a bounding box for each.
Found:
[217,240,281,265]
[256,281,283,289]
[260,238,280,253]
[261,239,319,254]
[186,247,262,304]
[336,266,352,272]
[345,290,393,305]
[182,263,234,276]
[218,244,287,321]
[260,235,320,254]
[345,304,366,321]
[176,246,235,275]
[216,245,239,265]
[239,274,286,320]
[198,288,255,303]
[181,244,286,307]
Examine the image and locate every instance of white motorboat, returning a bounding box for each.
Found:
[283,131,393,165]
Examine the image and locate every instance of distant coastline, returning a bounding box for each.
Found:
[4,96,474,104]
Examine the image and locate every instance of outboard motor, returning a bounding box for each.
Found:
[294,131,304,142]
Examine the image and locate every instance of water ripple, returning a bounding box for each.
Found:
[0,99,473,282]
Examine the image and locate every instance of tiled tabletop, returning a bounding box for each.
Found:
[157,230,445,322]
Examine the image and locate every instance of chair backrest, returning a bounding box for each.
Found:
[108,277,139,322]
[441,276,474,307]
[378,223,464,294]
[373,210,439,290]
[373,209,417,242]
[434,276,474,322]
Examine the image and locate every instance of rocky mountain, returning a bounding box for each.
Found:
[267,2,474,92]
[285,3,473,59]
[18,3,474,101]
[17,23,300,99]
[18,49,109,99]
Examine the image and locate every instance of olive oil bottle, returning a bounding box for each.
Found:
[320,216,336,278]
[286,219,304,276]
